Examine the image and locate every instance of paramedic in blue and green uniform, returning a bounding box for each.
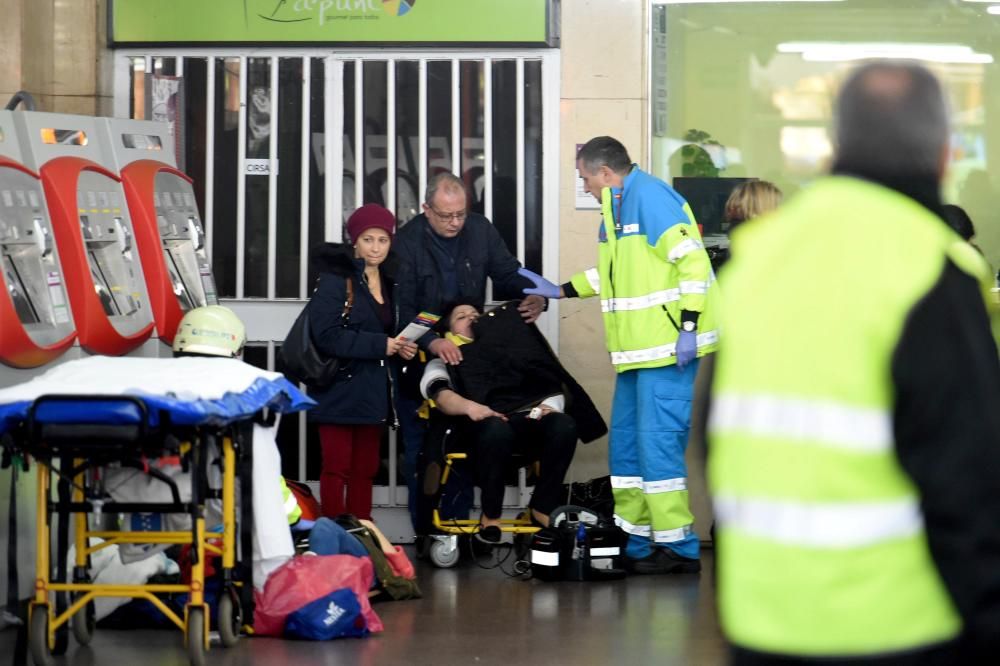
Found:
[519,136,718,574]
[706,62,1000,664]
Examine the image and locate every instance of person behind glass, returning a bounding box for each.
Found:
[393,172,545,530]
[723,180,783,232]
[307,204,418,520]
[418,303,578,543]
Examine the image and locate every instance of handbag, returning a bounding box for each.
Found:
[280,279,354,388]
[564,475,614,522]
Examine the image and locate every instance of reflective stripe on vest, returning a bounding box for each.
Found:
[714,495,923,549]
[710,394,893,453]
[584,268,601,293]
[610,329,719,366]
[601,288,679,313]
[668,238,704,262]
[283,488,300,517]
[679,280,710,295]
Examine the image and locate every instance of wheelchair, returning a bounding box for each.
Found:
[415,414,542,569]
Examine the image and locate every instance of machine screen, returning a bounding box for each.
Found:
[87,248,139,317]
[3,252,40,324]
[165,248,199,312]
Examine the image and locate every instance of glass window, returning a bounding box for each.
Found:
[524,59,544,274]
[276,57,304,299]
[244,57,272,298]
[362,60,389,214]
[394,60,421,225]
[307,58,327,292]
[491,60,518,261]
[427,61,453,180]
[211,58,240,299]
[182,58,208,216]
[154,57,177,77]
[460,60,485,215]
[652,1,1000,270]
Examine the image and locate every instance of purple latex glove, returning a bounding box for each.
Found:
[676,330,697,369]
[291,518,316,532]
[518,267,562,299]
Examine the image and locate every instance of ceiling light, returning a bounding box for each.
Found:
[778,42,994,64]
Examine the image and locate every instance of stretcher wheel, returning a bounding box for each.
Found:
[217,589,242,647]
[429,537,460,568]
[187,606,207,666]
[29,605,55,666]
[71,598,96,645]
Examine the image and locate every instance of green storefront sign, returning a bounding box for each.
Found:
[110,0,559,46]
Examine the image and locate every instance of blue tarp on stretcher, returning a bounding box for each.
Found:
[0,356,315,434]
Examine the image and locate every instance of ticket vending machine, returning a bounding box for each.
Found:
[0,111,75,368]
[97,118,218,345]
[12,111,154,356]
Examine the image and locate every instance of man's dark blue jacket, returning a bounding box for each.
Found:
[393,212,534,350]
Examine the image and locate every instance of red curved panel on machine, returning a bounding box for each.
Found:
[0,156,76,367]
[121,159,191,344]
[39,156,154,356]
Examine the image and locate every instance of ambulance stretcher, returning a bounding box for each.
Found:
[0,356,312,666]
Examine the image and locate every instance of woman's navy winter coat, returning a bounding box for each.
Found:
[306,243,398,425]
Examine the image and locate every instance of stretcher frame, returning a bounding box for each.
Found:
[10,394,253,666]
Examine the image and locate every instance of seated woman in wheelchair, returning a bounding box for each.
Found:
[418,301,606,544]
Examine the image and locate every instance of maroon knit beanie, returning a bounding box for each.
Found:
[346,204,396,244]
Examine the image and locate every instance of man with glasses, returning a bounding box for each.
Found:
[394,172,545,533]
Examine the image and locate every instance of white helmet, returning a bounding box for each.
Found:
[172,306,246,358]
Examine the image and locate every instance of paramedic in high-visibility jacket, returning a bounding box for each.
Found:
[519,136,719,574]
[706,63,1000,664]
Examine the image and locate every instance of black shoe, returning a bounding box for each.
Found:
[624,549,701,575]
[474,525,502,545]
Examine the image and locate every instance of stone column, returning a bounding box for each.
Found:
[0,0,23,108]
[19,0,108,115]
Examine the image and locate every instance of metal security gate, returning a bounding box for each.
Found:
[113,48,560,534]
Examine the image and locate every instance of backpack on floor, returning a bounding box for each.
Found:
[334,514,422,601]
[285,479,321,521]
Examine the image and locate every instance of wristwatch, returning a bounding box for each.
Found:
[681,320,696,333]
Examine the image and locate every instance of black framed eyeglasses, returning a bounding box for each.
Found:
[427,206,467,222]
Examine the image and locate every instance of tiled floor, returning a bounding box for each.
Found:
[1,547,727,666]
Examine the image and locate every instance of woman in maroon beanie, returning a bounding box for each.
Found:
[305,204,418,519]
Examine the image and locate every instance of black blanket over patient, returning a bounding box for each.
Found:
[445,300,607,444]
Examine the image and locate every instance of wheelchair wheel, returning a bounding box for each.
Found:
[29,605,55,666]
[429,536,460,568]
[217,587,242,647]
